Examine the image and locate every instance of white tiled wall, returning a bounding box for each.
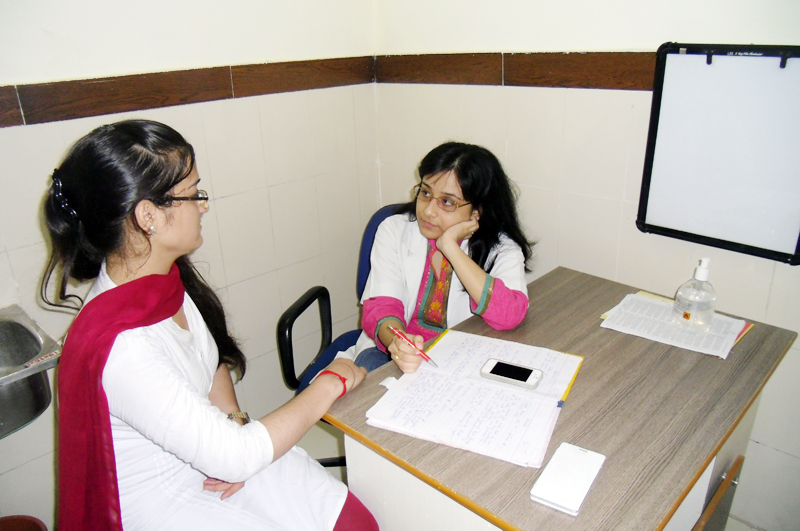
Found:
[0,81,797,530]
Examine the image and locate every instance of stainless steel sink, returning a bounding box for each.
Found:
[0,305,61,439]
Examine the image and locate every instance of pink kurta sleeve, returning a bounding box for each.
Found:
[470,277,528,330]
[362,296,406,352]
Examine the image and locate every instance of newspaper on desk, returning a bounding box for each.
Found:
[365,330,583,468]
[600,293,747,359]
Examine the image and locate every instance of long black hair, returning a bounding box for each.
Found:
[401,142,533,272]
[41,119,246,375]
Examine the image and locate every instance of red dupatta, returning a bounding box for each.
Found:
[57,264,184,531]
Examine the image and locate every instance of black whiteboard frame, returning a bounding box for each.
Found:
[636,42,800,265]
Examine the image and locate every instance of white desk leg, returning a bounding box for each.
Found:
[345,436,502,531]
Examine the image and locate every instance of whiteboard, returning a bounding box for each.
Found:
[637,43,800,265]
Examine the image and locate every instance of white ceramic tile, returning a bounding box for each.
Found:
[375,84,426,169]
[258,91,315,187]
[309,86,358,176]
[724,517,758,531]
[7,243,80,342]
[0,451,56,529]
[378,161,418,207]
[276,256,325,341]
[188,200,227,291]
[750,346,800,458]
[766,261,800,332]
[517,184,559,280]
[316,169,362,254]
[357,164,381,226]
[617,201,699,298]
[557,192,623,281]
[455,85,508,158]
[235,350,294,421]
[378,85,465,172]
[225,271,282,359]
[406,84,464,162]
[353,83,379,169]
[504,86,566,190]
[269,179,322,269]
[0,251,18,307]
[0,370,55,475]
[214,188,276,285]
[332,314,360,339]
[200,97,267,198]
[322,242,361,325]
[0,122,66,251]
[624,91,653,204]
[561,89,635,199]
[730,440,800,531]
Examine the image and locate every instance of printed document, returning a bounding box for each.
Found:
[365,330,583,467]
[600,293,747,359]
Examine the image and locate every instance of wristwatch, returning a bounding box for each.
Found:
[227,411,251,424]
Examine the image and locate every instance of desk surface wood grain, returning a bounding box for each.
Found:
[326,268,796,531]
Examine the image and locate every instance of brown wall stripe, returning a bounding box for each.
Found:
[232,56,374,98]
[17,67,233,125]
[375,54,502,85]
[504,52,655,90]
[1,52,656,129]
[0,86,23,128]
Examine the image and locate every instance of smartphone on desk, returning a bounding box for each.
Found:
[480,359,543,389]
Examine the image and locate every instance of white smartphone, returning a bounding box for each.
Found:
[480,359,543,389]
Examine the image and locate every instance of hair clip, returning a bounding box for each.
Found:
[52,169,79,221]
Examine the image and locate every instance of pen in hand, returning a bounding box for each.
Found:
[388,326,438,368]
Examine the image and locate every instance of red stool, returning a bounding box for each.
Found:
[0,516,47,531]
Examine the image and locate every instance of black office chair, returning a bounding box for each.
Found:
[276,203,404,466]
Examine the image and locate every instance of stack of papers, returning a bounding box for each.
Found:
[365,330,583,467]
[600,293,750,359]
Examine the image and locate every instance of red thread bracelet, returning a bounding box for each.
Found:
[318,370,347,398]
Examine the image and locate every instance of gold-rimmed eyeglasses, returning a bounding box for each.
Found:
[165,190,209,208]
[413,184,471,213]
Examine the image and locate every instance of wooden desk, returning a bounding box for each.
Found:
[325,268,796,530]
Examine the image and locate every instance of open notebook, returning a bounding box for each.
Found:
[365,330,583,467]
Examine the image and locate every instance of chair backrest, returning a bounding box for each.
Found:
[356,203,405,299]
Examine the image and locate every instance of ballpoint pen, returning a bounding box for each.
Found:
[388,326,438,368]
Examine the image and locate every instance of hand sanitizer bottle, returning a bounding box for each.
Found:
[672,258,716,333]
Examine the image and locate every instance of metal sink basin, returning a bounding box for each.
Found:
[0,305,60,439]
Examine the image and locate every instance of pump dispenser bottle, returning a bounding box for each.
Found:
[672,258,717,333]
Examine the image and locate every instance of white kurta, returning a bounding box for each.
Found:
[337,213,528,360]
[88,265,347,530]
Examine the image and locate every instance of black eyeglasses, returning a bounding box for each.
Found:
[163,190,209,207]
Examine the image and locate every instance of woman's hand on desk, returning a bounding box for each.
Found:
[388,332,425,374]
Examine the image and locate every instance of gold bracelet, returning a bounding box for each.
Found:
[227,411,250,424]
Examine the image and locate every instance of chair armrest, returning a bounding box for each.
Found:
[276,286,333,391]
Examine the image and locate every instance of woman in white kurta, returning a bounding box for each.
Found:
[43,120,375,531]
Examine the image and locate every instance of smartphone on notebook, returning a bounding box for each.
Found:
[480,359,543,389]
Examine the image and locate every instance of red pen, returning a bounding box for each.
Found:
[388,326,438,368]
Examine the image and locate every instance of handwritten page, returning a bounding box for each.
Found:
[365,330,583,467]
[600,293,746,359]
